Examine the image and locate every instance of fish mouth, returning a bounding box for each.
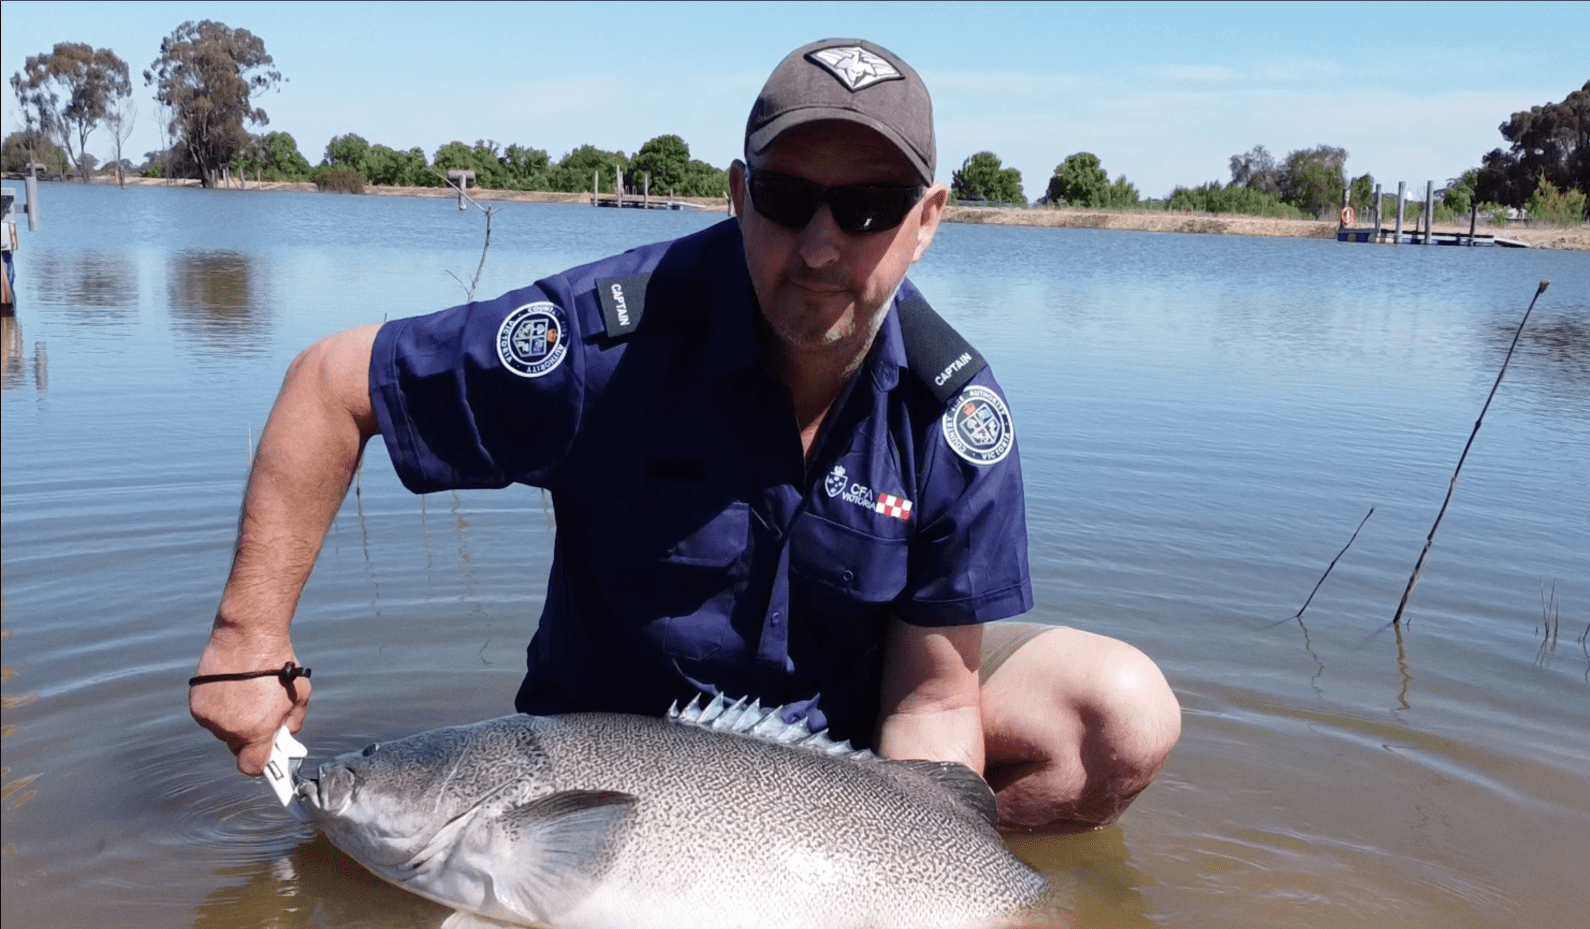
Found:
[294,761,355,815]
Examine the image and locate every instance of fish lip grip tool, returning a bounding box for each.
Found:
[265,725,311,822]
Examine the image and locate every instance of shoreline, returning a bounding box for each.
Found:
[45,175,1590,251]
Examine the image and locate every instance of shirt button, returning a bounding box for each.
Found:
[769,611,781,626]
[841,570,855,583]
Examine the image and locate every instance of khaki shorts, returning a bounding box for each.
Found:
[978,620,1063,684]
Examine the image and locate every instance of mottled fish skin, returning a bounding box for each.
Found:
[297,700,1046,929]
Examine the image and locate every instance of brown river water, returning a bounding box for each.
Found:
[3,182,1587,928]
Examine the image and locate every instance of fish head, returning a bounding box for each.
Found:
[295,716,551,875]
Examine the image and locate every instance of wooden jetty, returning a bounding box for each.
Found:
[590,167,703,210]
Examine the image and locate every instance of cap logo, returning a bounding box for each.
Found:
[806,46,902,92]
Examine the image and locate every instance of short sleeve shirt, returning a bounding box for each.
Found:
[369,219,1031,746]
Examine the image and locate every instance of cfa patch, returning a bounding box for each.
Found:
[942,384,1014,465]
[496,302,568,378]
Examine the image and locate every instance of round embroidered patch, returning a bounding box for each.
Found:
[942,384,1014,465]
[496,302,568,378]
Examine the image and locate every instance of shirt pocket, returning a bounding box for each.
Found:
[647,499,751,662]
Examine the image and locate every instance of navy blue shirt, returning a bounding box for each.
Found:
[369,218,1031,746]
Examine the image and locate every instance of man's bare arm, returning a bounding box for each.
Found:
[190,323,381,775]
[876,618,985,773]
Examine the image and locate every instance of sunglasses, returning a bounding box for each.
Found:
[747,169,927,235]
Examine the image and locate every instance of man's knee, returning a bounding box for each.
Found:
[981,625,1181,829]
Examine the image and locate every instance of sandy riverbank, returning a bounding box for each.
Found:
[88,176,1590,251]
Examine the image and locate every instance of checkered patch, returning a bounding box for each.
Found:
[875,493,913,521]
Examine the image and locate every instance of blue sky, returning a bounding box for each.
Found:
[3,1,1585,200]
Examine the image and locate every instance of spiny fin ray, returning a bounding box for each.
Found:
[667,694,875,760]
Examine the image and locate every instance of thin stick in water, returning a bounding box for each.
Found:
[1390,279,1550,627]
[1293,507,1375,621]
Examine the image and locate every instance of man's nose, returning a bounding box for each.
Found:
[798,202,843,268]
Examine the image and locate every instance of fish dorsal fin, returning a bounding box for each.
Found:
[667,694,875,760]
[886,760,1000,829]
[477,789,639,924]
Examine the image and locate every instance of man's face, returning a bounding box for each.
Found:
[732,121,947,368]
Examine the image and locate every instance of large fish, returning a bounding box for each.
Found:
[295,695,1048,929]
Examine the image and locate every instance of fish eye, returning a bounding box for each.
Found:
[362,742,380,756]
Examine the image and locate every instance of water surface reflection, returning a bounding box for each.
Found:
[168,250,271,355]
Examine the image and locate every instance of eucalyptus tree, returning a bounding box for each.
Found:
[9,42,132,180]
[145,20,282,188]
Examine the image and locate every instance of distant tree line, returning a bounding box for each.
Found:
[5,20,730,198]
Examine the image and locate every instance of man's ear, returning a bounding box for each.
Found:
[729,159,748,221]
[912,183,949,262]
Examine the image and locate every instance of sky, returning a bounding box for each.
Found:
[3,1,1586,201]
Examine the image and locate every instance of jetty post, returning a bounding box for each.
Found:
[592,168,599,206]
[643,172,650,210]
[1372,183,1381,233]
[1394,181,1406,244]
[1423,182,1434,246]
[616,167,625,208]
[447,170,475,210]
[25,170,39,231]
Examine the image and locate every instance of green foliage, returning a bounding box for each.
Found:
[366,144,434,187]
[145,20,282,188]
[1476,81,1588,218]
[1104,175,1139,208]
[1279,145,1347,218]
[1047,152,1109,206]
[314,164,364,194]
[951,152,1026,206]
[501,143,550,190]
[235,130,312,181]
[1525,177,1588,224]
[1348,173,1375,214]
[630,134,690,195]
[323,133,370,174]
[547,144,630,193]
[1167,182,1304,218]
[1,129,69,175]
[9,42,131,180]
[1441,169,1478,215]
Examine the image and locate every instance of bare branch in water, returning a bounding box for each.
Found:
[433,168,497,302]
[1293,507,1375,621]
[1391,280,1550,627]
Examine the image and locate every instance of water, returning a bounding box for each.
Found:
[3,182,1587,928]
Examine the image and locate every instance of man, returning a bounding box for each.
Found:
[190,39,1180,831]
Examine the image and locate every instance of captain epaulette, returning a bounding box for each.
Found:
[897,290,987,405]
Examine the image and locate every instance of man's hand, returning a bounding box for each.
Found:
[190,630,312,776]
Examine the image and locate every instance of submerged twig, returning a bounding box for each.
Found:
[1293,507,1375,621]
[1390,280,1550,627]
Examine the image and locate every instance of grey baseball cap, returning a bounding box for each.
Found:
[745,38,936,184]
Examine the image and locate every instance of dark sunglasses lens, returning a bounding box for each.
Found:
[830,187,921,234]
[750,174,820,229]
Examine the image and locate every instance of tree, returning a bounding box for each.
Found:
[951,151,1026,205]
[1279,145,1347,218]
[630,134,691,195]
[145,20,282,188]
[10,42,131,180]
[1475,81,1588,217]
[236,131,311,181]
[1348,172,1374,214]
[323,132,371,176]
[1228,145,1280,193]
[1441,169,1478,215]
[364,144,432,187]
[547,144,630,193]
[104,98,136,187]
[501,143,550,190]
[1047,152,1109,207]
[1,129,69,175]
